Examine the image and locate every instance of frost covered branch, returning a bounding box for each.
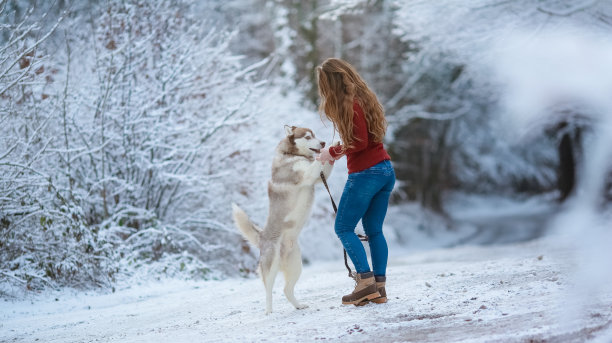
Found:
[537,0,598,17]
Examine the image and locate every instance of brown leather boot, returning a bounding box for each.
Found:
[371,275,387,304]
[356,275,387,306]
[341,271,380,305]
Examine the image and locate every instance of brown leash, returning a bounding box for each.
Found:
[320,171,368,278]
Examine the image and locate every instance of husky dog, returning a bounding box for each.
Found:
[232,125,334,314]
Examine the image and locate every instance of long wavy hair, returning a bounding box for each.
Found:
[316,58,387,151]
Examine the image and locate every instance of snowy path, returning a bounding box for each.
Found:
[2,238,612,343]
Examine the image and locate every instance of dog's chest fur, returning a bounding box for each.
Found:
[262,151,319,249]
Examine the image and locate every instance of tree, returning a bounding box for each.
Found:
[385,0,612,211]
[1,0,264,293]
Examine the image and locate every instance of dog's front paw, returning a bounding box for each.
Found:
[295,303,309,310]
[321,159,334,178]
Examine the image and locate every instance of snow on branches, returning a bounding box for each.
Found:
[0,0,262,294]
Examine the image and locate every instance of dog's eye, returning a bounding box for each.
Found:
[305,136,311,140]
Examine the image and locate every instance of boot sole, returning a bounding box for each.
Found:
[357,296,387,306]
[370,297,387,304]
[342,291,381,306]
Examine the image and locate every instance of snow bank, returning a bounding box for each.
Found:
[2,238,611,342]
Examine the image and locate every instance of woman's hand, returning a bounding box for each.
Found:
[316,147,335,165]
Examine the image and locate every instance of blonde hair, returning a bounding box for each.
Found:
[316,58,387,151]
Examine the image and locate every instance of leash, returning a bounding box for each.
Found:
[320,171,368,278]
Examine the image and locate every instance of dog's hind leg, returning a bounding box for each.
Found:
[261,252,280,315]
[281,245,308,310]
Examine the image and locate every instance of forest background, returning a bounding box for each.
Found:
[1,0,610,297]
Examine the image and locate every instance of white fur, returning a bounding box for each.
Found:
[232,126,333,314]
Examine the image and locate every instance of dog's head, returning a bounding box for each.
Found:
[282,125,326,157]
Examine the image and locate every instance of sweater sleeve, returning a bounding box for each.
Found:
[329,103,369,158]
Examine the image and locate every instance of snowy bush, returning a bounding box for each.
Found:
[0,0,262,294]
[0,2,107,292]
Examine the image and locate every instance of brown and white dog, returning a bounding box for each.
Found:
[232,125,334,314]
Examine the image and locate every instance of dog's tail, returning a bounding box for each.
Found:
[232,203,262,247]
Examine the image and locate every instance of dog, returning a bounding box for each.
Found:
[232,125,334,314]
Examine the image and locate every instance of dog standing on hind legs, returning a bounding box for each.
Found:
[232,125,334,315]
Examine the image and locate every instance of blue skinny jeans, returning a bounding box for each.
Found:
[334,160,395,277]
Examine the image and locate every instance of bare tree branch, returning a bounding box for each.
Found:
[537,0,599,17]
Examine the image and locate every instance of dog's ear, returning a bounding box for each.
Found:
[284,125,295,137]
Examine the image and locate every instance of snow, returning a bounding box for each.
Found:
[381,192,561,253]
[2,237,612,343]
[444,192,558,221]
[3,2,612,342]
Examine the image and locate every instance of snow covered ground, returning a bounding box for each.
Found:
[2,236,612,343]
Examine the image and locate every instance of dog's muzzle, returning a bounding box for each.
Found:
[310,142,325,153]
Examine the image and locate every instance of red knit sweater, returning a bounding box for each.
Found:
[329,101,391,174]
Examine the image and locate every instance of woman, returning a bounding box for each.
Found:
[316,58,395,305]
